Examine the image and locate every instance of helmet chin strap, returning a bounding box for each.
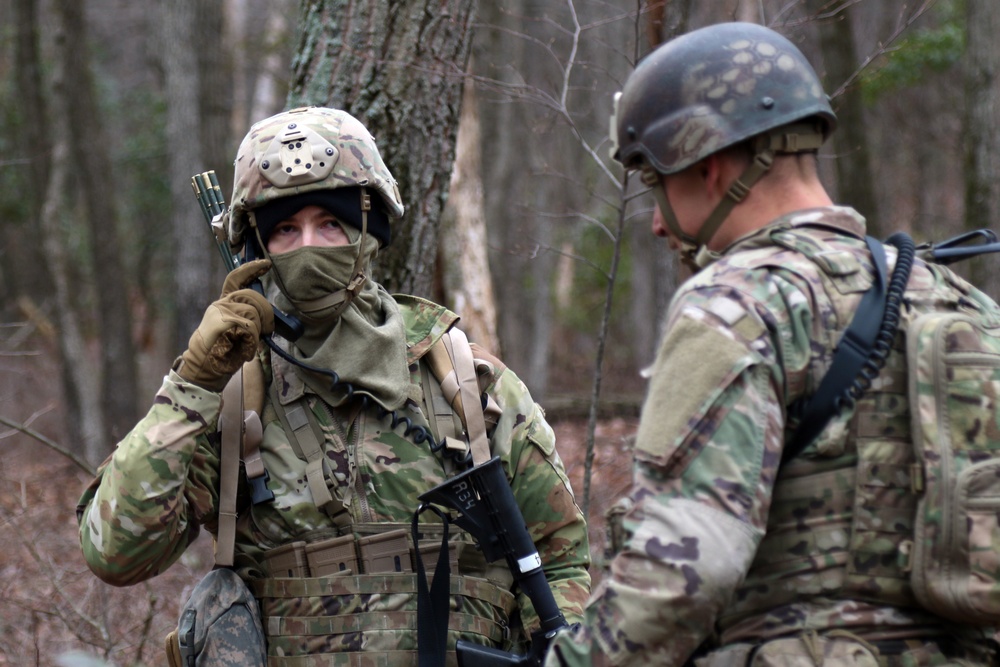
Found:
[250,189,372,320]
[641,122,824,270]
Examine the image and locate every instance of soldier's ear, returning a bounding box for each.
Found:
[709,152,754,203]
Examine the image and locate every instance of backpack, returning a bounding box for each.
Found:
[786,230,1000,624]
[906,310,1000,623]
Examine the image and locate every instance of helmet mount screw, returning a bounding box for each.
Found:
[261,160,270,170]
[761,97,775,110]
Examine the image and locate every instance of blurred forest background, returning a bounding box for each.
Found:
[1,0,998,664]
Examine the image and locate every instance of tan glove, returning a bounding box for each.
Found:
[177,259,275,392]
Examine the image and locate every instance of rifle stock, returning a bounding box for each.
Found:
[418,456,569,667]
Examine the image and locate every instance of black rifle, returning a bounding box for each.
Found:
[190,170,304,342]
[915,228,1000,265]
[418,456,570,667]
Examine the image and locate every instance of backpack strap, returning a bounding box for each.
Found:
[425,327,491,465]
[215,360,268,568]
[216,368,244,567]
[784,234,915,463]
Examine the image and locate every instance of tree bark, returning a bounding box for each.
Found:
[45,6,106,464]
[54,0,140,448]
[162,0,219,352]
[964,0,1000,299]
[4,0,55,309]
[440,76,499,352]
[474,0,568,397]
[287,0,477,296]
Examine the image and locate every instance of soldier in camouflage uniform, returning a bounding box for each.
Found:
[545,22,1000,667]
[77,106,591,666]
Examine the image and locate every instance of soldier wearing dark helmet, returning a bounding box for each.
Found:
[76,107,591,666]
[545,22,1000,667]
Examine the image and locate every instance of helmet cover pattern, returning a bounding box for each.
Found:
[613,22,836,175]
[228,107,404,250]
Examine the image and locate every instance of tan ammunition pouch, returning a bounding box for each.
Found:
[254,524,517,666]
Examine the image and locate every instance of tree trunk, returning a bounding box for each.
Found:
[54,0,140,448]
[807,2,881,233]
[198,0,236,198]
[440,76,499,352]
[964,0,1000,299]
[6,0,55,310]
[287,0,477,296]
[162,0,219,352]
[229,0,296,134]
[474,0,570,397]
[46,7,106,464]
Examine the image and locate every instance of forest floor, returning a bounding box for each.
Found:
[0,368,639,666]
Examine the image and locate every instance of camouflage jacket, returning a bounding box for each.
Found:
[78,295,591,649]
[547,207,997,666]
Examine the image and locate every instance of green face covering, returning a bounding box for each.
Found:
[262,235,411,411]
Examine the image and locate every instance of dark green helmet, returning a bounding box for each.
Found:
[612,21,836,175]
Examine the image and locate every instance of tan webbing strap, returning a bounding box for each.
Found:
[241,358,266,480]
[439,328,491,465]
[419,359,463,443]
[216,369,244,567]
[286,402,341,518]
[269,387,349,524]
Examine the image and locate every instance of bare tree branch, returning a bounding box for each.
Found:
[828,0,938,99]
[0,413,95,476]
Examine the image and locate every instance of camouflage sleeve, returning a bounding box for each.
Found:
[488,365,592,631]
[76,370,223,586]
[548,287,788,666]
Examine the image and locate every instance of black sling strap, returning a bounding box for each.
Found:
[783,234,914,464]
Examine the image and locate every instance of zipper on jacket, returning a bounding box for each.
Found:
[323,402,370,523]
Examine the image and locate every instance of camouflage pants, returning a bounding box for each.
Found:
[695,633,993,667]
[170,568,266,667]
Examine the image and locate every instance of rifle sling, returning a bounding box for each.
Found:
[783,236,891,463]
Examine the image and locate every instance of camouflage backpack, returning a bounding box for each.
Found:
[787,231,1000,624]
[906,308,1000,623]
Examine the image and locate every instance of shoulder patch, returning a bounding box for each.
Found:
[634,311,760,466]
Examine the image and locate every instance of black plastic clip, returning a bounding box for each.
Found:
[249,470,275,505]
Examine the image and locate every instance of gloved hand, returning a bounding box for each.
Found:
[177,259,275,392]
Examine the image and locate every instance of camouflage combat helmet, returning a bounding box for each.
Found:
[228,106,404,254]
[611,22,837,268]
